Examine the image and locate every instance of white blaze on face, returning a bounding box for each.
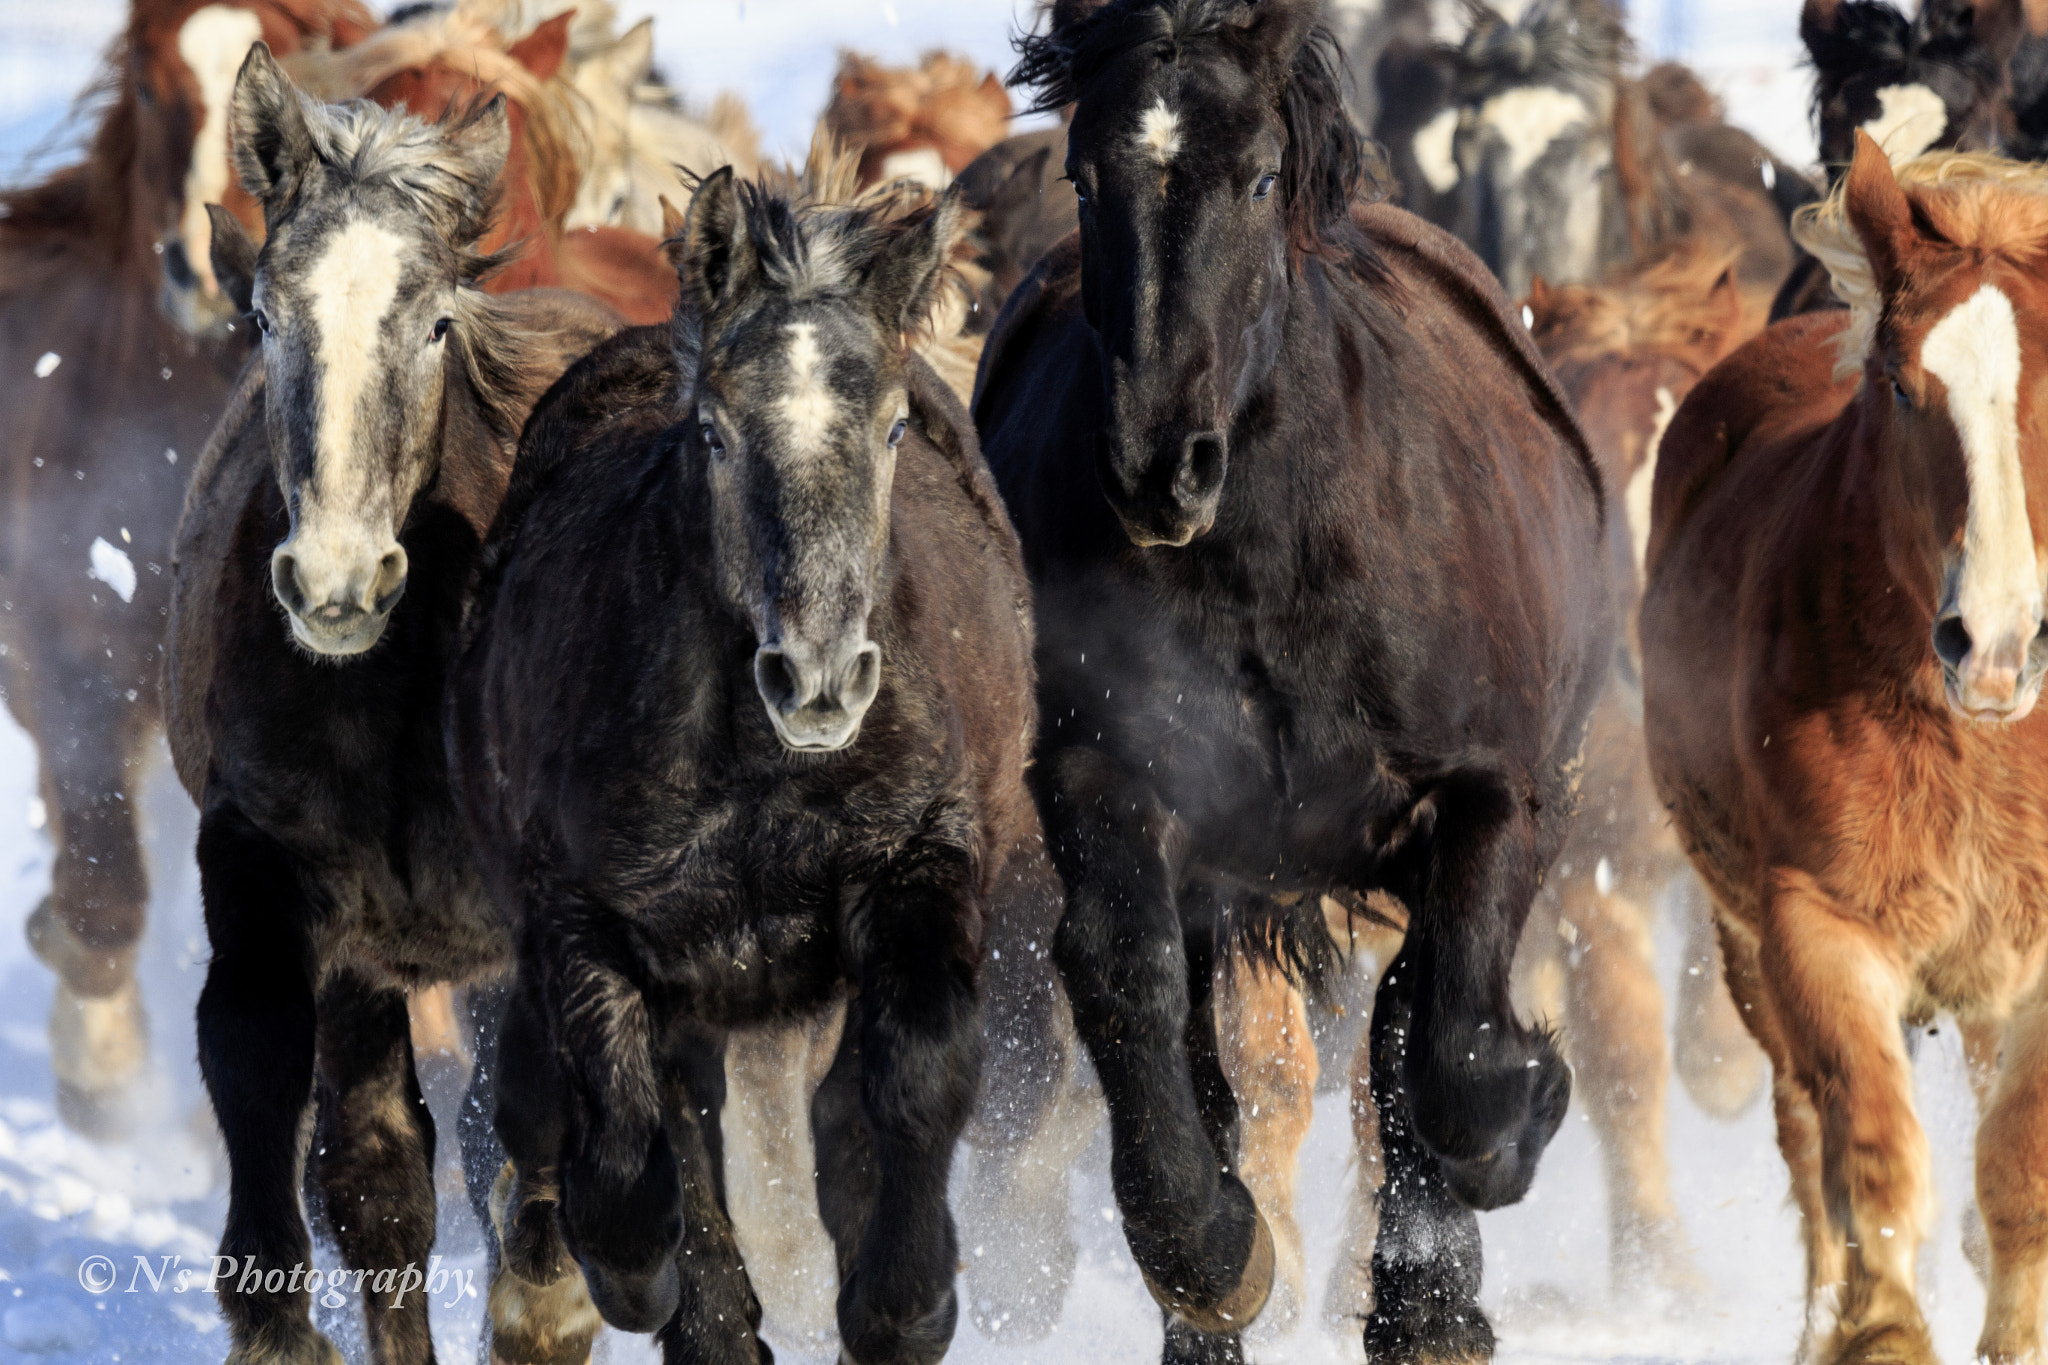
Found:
[1412,106,1461,194]
[1137,99,1182,167]
[1863,84,1949,164]
[1921,285,2041,654]
[175,5,265,297]
[293,217,407,592]
[780,322,837,454]
[876,146,951,189]
[1474,86,1593,180]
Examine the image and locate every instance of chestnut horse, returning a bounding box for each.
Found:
[1645,133,2048,1365]
[824,49,1013,190]
[0,0,372,1136]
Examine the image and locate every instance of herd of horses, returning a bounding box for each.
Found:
[11,0,2048,1362]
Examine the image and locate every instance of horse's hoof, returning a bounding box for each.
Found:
[1829,1320,1937,1365]
[26,898,138,997]
[48,979,148,1139]
[1612,1213,1707,1301]
[1364,1272,1495,1365]
[488,1258,602,1365]
[1141,1205,1276,1335]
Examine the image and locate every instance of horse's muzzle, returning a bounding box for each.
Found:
[754,637,882,752]
[1100,430,1227,549]
[271,542,409,657]
[1934,612,2047,723]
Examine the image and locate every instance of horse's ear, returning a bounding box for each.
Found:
[438,95,512,241]
[595,18,657,94]
[206,204,258,315]
[864,183,966,339]
[682,167,757,311]
[659,195,688,272]
[1047,0,1112,32]
[1527,275,1551,310]
[1240,0,1320,82]
[1707,265,1743,331]
[1844,129,1916,293]
[1800,0,1852,73]
[507,10,575,81]
[230,42,314,204]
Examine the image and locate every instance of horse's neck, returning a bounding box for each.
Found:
[430,369,517,541]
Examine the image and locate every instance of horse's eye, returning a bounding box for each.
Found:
[249,308,271,336]
[701,422,725,458]
[429,318,451,344]
[1891,375,1912,411]
[888,418,908,447]
[1253,173,1278,201]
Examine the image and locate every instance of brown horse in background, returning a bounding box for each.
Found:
[0,0,373,1137]
[824,48,1012,190]
[1646,134,2048,1365]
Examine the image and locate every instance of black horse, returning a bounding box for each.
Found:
[450,169,1059,1365]
[165,47,619,1365]
[1775,0,2027,319]
[976,1,1612,1360]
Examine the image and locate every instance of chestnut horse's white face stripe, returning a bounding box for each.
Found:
[1922,284,2040,641]
[780,322,837,454]
[1138,100,1182,167]
[176,5,265,298]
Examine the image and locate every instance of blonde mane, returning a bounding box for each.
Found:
[1794,150,2048,380]
[1529,240,1745,368]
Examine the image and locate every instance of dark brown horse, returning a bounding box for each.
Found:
[0,0,373,1137]
[1646,134,2048,1365]
[978,2,1611,1360]
[451,168,1060,1365]
[166,47,620,1364]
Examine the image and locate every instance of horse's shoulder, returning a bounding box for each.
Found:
[903,353,1032,635]
[1349,201,1603,508]
[1647,311,1855,577]
[165,357,273,802]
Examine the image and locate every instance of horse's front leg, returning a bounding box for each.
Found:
[1369,777,1569,1365]
[1038,747,1274,1338]
[308,971,438,1365]
[835,845,985,1365]
[194,800,334,1365]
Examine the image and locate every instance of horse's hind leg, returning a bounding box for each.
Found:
[962,837,1084,1344]
[1717,916,1845,1358]
[1972,994,2048,1364]
[23,683,151,1135]
[1038,749,1274,1337]
[654,1018,770,1365]
[727,1008,846,1351]
[1555,877,1697,1296]
[1672,874,1766,1119]
[195,801,335,1365]
[309,970,439,1365]
[1760,871,1931,1365]
[486,977,601,1365]
[1215,952,1317,1339]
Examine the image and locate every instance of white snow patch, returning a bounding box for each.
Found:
[88,537,136,603]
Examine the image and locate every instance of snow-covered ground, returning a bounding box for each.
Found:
[0,1,1963,1362]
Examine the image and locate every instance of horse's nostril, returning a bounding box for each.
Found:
[1933,614,1972,670]
[754,647,803,714]
[372,547,409,611]
[270,551,305,615]
[1175,431,1227,508]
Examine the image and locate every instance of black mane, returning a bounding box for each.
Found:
[1010,0,1376,261]
[1803,0,2011,144]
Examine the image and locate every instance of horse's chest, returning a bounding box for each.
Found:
[1812,734,2048,1015]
